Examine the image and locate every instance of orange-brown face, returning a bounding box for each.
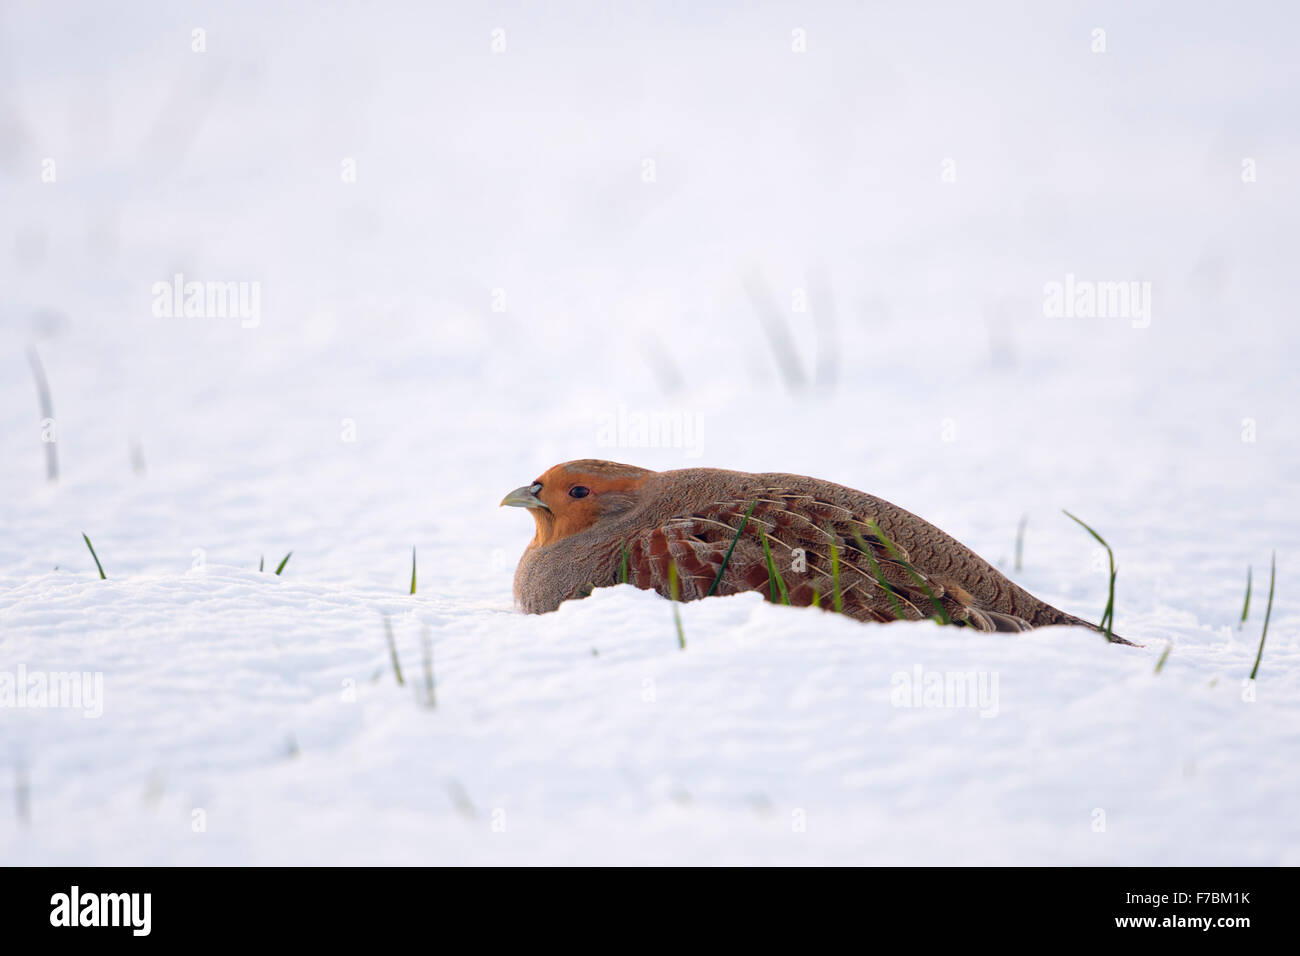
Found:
[500,460,653,547]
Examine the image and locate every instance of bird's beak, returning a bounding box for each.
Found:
[500,485,548,510]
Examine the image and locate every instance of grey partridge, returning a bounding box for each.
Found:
[501,460,1135,644]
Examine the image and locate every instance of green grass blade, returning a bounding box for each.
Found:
[829,537,843,613]
[707,500,758,597]
[1102,569,1116,636]
[1239,565,1252,628]
[668,560,686,650]
[1062,510,1116,642]
[81,532,106,579]
[1153,642,1172,674]
[619,544,630,585]
[1248,552,1276,681]
[865,520,950,625]
[275,551,292,575]
[410,546,417,595]
[850,527,905,621]
[758,528,791,605]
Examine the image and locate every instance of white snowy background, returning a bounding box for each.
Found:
[2,1,1298,864]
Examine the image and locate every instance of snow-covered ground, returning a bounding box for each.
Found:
[2,1,1298,864]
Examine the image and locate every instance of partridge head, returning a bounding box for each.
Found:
[501,459,1135,644]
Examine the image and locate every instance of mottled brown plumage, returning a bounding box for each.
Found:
[501,460,1135,644]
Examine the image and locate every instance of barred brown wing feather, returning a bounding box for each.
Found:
[619,496,997,626]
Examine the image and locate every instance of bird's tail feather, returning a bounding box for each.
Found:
[1053,609,1139,646]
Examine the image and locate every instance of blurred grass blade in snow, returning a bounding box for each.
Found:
[1249,552,1276,681]
[708,501,757,597]
[383,614,405,686]
[421,625,435,708]
[1062,510,1117,642]
[1154,643,1172,674]
[27,346,58,483]
[807,264,839,390]
[82,533,106,579]
[1014,514,1028,573]
[15,766,30,826]
[275,552,292,575]
[1239,565,1252,628]
[742,271,808,393]
[446,779,477,819]
[642,339,685,398]
[410,547,417,595]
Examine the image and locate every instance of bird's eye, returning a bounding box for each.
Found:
[569,485,590,499]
